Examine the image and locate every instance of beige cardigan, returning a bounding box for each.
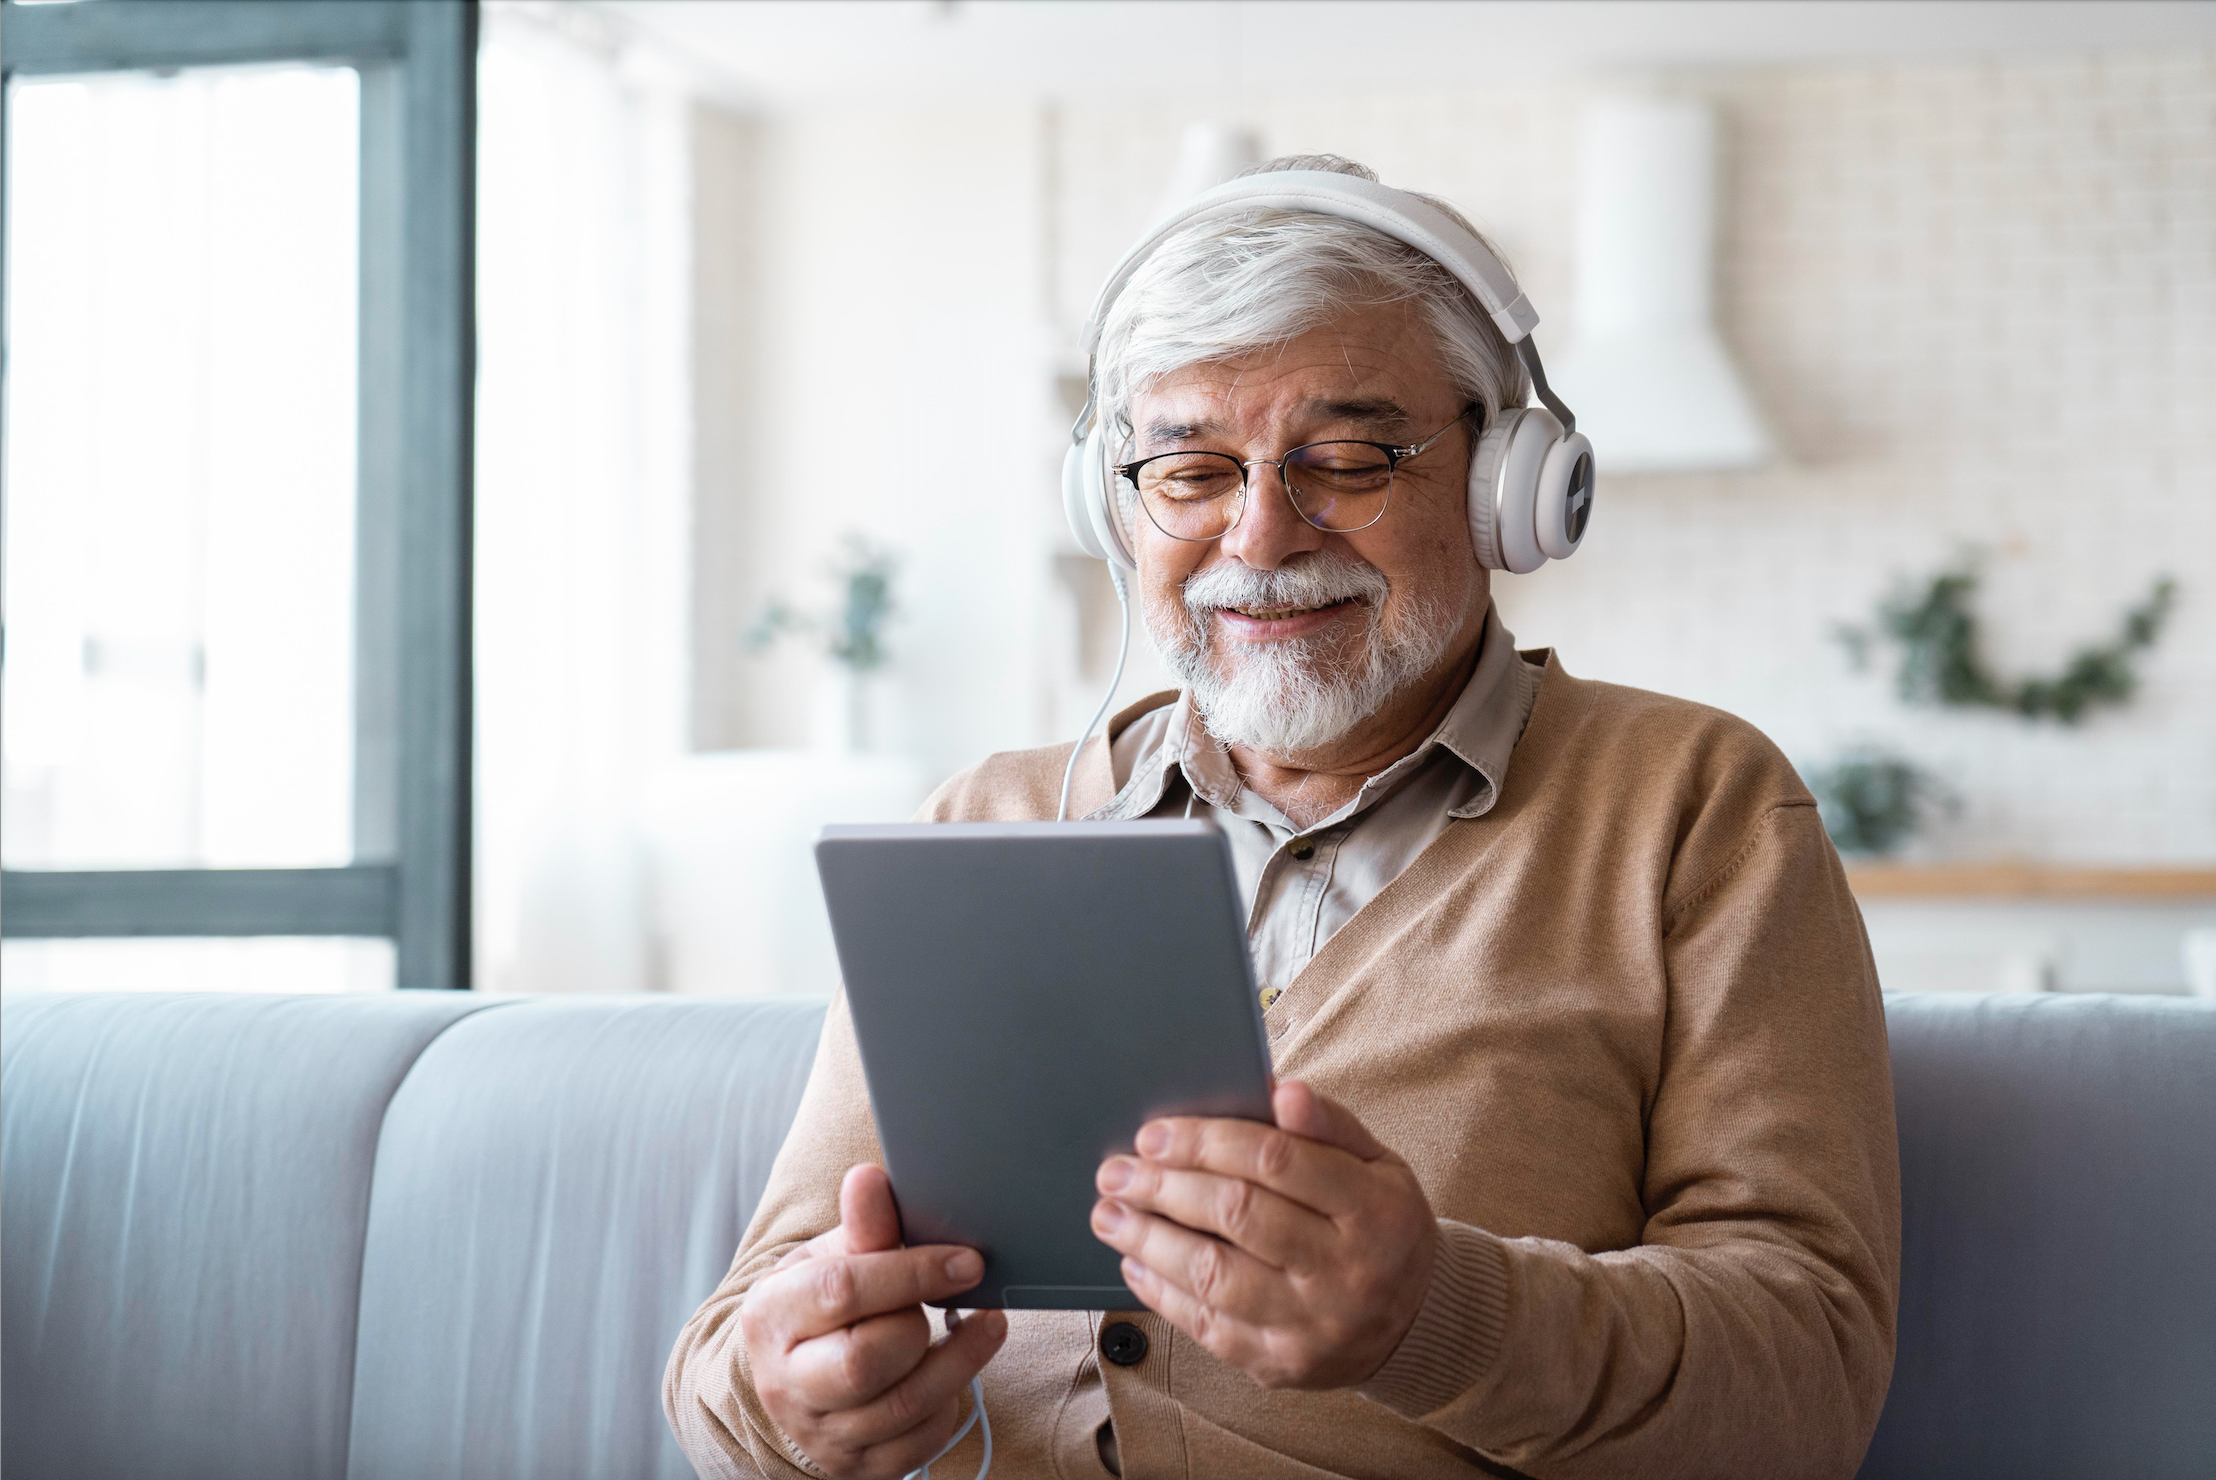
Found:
[666,656,1901,1480]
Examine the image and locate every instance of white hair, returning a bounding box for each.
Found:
[1094,155,1530,465]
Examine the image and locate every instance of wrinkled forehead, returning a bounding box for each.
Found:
[1124,306,1452,445]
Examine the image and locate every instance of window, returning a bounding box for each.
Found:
[1,0,475,988]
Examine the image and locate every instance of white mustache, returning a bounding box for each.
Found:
[1181,552,1390,618]
[1156,548,1460,757]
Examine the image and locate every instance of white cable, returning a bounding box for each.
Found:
[1057,564,1132,823]
[906,1374,991,1480]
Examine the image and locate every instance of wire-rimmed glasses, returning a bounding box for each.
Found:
[1114,406,1475,543]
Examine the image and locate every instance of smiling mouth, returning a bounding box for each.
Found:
[1221,596,1363,621]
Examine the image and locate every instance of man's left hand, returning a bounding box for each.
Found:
[1090,1081,1437,1390]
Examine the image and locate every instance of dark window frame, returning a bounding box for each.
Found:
[0,0,477,989]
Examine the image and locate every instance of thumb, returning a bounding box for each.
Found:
[839,1163,904,1254]
[1273,1081,1391,1161]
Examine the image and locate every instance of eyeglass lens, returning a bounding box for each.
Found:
[1130,443,1395,541]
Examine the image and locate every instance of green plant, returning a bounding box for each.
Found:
[1806,749,1949,857]
[1836,558,2175,725]
[747,534,899,673]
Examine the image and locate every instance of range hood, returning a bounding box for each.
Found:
[1549,97,1770,472]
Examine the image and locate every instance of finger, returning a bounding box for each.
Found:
[775,1221,854,1270]
[819,1308,1007,1455]
[840,1164,904,1254]
[1271,1081,1391,1160]
[782,1305,933,1411]
[774,1170,897,1272]
[1115,1254,1274,1376]
[849,1401,966,1480]
[1090,1198,1290,1327]
[758,1245,987,1345]
[1131,1115,1368,1218]
[773,1239,826,1273]
[1096,1157,1325,1269]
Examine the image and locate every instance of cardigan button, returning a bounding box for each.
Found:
[1101,1320,1149,1366]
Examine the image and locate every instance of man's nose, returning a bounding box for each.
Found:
[1218,462,1325,572]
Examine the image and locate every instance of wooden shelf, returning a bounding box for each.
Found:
[1846,863,2216,900]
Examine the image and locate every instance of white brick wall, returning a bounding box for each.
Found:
[1054,52,2216,863]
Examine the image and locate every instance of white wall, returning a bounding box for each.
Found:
[689,50,2214,860]
[1521,55,2216,865]
[591,28,2216,994]
[1042,55,2216,864]
[696,52,2213,862]
[697,105,1066,785]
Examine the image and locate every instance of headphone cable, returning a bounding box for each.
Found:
[1057,564,1131,823]
[905,1371,991,1480]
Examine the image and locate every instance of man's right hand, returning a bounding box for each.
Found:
[740,1164,1008,1480]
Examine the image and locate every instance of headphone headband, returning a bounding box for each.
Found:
[1078,170,1542,357]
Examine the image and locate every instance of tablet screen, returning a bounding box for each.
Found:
[817,820,1275,1309]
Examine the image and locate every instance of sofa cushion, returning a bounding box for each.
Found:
[344,995,827,1480]
[1862,992,2216,1479]
[0,991,498,1480]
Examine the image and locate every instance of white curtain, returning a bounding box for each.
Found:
[474,6,692,994]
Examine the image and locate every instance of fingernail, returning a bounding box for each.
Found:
[1120,1257,1147,1286]
[1092,1198,1127,1233]
[1136,1123,1168,1157]
[1098,1157,1133,1193]
[946,1250,982,1283]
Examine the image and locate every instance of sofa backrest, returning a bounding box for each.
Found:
[0,992,497,1480]
[344,996,826,1480]
[6,990,2212,1479]
[1,991,827,1480]
[1863,993,2216,1479]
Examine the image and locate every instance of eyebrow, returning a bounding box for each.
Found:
[1140,418,1222,446]
[1316,398,1414,433]
[1139,398,1415,449]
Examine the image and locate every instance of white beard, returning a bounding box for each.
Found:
[1151,550,1462,757]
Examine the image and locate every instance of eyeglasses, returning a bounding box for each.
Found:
[1115,406,1475,543]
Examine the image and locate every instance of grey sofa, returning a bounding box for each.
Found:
[3,990,2211,1480]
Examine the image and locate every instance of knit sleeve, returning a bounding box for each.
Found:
[662,992,884,1480]
[1360,801,1901,1480]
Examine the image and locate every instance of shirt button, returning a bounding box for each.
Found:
[1289,837,1315,860]
[1101,1320,1149,1366]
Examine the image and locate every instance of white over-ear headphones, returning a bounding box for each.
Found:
[1061,169,1595,576]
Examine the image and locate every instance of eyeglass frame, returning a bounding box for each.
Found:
[1113,404,1480,542]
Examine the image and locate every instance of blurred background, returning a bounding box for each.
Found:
[5,0,2213,1000]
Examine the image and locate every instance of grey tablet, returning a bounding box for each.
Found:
[815,819,1275,1310]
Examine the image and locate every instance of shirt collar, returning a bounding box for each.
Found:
[1091,602,1531,828]
[1424,602,1532,820]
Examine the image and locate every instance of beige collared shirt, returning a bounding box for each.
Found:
[1093,603,1542,1009]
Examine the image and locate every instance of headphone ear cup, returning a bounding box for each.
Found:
[1468,407,1562,576]
[1085,426,1138,571]
[1535,432,1596,561]
[1062,427,1136,569]
[1062,436,1109,562]
[1465,417,1517,571]
[1063,420,1139,570]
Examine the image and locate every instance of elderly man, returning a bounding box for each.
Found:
[667,157,1898,1480]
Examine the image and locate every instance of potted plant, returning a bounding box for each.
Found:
[747,534,899,752]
